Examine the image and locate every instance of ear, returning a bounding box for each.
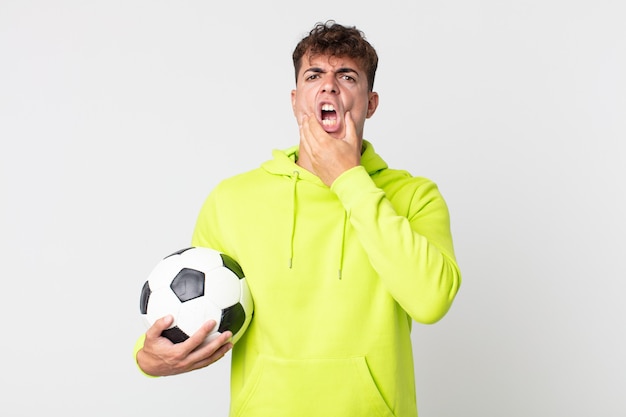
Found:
[366,91,379,119]
[291,89,297,116]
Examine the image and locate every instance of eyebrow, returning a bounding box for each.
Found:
[304,67,359,76]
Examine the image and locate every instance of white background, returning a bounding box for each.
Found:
[1,1,624,416]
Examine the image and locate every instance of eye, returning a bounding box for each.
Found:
[305,74,321,81]
[340,74,356,82]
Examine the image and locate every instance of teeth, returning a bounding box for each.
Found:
[322,119,337,126]
[321,104,335,112]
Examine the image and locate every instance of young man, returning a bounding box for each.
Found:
[135,21,461,417]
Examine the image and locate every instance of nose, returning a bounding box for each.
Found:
[321,78,339,94]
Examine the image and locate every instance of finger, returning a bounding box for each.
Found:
[207,340,233,363]
[145,314,174,340]
[198,330,233,354]
[299,114,309,139]
[193,339,233,369]
[299,117,309,149]
[298,112,308,128]
[187,329,233,366]
[305,114,328,143]
[299,115,316,155]
[183,319,219,352]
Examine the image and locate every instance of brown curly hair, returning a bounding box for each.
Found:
[292,21,379,91]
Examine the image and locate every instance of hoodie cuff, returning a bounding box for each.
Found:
[331,166,380,209]
[133,333,159,378]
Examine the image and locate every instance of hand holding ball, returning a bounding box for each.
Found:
[139,247,253,345]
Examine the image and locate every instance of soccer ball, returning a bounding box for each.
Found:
[139,247,253,345]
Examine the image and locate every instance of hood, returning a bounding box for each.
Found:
[260,140,388,279]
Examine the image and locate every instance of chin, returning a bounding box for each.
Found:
[322,125,344,138]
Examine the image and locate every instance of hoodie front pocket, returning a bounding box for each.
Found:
[232,354,396,417]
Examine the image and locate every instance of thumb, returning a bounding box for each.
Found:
[343,111,358,147]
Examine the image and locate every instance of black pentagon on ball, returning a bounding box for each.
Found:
[139,281,151,314]
[218,302,246,335]
[164,247,194,259]
[220,253,245,279]
[170,268,205,302]
[161,326,189,344]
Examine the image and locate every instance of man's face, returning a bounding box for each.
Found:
[291,53,378,140]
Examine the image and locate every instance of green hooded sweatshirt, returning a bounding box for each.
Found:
[188,141,461,417]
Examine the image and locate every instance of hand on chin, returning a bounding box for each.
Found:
[297,112,361,186]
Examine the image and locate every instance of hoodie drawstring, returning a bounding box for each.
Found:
[288,170,299,269]
[338,210,347,279]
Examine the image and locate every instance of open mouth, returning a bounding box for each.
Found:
[320,103,338,128]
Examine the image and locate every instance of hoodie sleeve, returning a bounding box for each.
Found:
[331,165,461,324]
[191,184,231,253]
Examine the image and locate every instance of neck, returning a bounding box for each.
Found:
[295,149,314,172]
